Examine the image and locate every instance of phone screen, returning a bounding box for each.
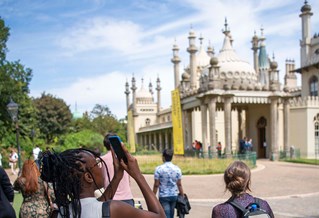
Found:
[108,135,128,164]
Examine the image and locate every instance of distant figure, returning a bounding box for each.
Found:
[14,160,54,218]
[216,142,222,158]
[239,137,246,154]
[211,161,274,217]
[0,166,16,218]
[153,149,184,218]
[9,148,18,175]
[33,145,42,168]
[100,133,134,206]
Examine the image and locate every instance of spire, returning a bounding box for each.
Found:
[149,80,153,95]
[222,17,230,36]
[199,34,204,47]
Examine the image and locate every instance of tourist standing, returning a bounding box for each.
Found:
[153,149,184,218]
[100,133,134,206]
[211,161,274,217]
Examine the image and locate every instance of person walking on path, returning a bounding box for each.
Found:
[211,160,274,217]
[153,149,184,218]
[9,148,18,175]
[100,133,134,206]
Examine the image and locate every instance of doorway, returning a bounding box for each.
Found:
[257,117,267,158]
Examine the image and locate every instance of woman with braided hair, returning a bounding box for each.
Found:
[40,144,165,218]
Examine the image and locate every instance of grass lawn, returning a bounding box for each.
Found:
[13,192,22,217]
[283,158,319,165]
[136,155,254,175]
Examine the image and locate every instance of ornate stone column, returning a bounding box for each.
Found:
[201,103,208,153]
[159,132,163,151]
[165,131,168,149]
[208,97,217,157]
[224,94,233,157]
[283,97,290,157]
[270,96,279,160]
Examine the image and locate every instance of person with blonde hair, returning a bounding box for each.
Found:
[14,160,54,217]
[211,161,274,217]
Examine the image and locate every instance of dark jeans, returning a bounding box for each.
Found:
[159,196,178,218]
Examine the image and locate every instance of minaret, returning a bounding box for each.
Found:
[270,53,280,91]
[156,77,161,113]
[187,26,198,90]
[124,79,130,111]
[251,30,259,74]
[300,0,313,67]
[171,40,181,89]
[207,41,214,57]
[131,75,137,114]
[258,27,270,87]
[149,80,154,97]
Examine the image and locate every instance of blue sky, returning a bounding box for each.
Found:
[1,0,318,119]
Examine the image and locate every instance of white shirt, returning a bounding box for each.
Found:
[58,198,103,218]
[33,147,41,160]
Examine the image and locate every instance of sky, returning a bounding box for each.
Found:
[1,0,318,119]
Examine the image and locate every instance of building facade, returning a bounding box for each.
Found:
[125,2,319,159]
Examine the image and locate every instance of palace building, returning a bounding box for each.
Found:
[125,1,319,160]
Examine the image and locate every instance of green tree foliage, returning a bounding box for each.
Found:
[89,104,126,140]
[33,93,72,144]
[61,129,104,153]
[0,17,36,146]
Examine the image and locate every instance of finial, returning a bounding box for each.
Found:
[260,25,264,37]
[222,17,230,35]
[224,17,228,31]
[272,52,275,61]
[199,34,203,45]
[305,0,308,5]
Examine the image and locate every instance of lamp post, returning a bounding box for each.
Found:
[7,99,21,173]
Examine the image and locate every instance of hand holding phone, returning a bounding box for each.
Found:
[108,135,128,164]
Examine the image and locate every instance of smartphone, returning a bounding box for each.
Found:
[108,135,128,164]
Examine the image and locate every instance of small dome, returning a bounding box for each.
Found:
[136,86,153,99]
[182,72,190,80]
[270,61,278,69]
[217,34,257,83]
[210,56,218,66]
[301,2,311,12]
[72,111,82,119]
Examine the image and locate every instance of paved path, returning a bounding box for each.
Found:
[131,159,319,218]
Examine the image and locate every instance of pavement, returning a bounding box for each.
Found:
[7,159,319,217]
[130,159,319,218]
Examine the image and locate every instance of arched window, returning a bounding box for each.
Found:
[309,76,318,96]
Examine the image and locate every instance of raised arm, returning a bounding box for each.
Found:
[110,144,165,218]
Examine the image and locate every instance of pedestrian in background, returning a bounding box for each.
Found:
[14,160,54,218]
[153,149,184,218]
[99,133,134,206]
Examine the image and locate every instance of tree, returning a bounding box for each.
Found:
[33,93,72,144]
[0,17,36,145]
[89,104,126,140]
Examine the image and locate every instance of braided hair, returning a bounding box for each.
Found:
[40,148,111,218]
